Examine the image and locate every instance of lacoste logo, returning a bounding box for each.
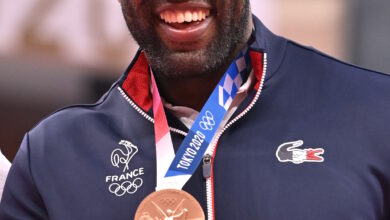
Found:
[276,140,324,164]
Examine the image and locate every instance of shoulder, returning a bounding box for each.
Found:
[283,40,390,97]
[287,40,390,80]
[264,39,390,131]
[27,83,121,148]
[26,81,148,155]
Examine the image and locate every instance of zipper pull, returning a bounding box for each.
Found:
[202,154,212,179]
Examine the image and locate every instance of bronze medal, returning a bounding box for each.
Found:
[134,189,205,220]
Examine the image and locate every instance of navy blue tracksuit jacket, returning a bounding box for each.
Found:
[1,16,390,220]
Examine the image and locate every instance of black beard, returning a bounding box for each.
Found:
[121,0,251,79]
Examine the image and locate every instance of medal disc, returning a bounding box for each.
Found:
[134,189,205,220]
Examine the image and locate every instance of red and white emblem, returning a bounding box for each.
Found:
[276,140,324,164]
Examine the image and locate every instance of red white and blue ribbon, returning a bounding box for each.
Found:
[151,74,176,190]
[152,47,251,190]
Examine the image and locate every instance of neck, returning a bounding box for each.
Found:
[154,64,228,111]
[154,21,253,112]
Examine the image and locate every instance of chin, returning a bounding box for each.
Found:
[146,48,224,78]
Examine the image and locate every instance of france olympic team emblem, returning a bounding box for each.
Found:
[276,140,325,164]
[106,140,144,197]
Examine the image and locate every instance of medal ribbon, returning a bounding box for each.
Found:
[152,47,251,190]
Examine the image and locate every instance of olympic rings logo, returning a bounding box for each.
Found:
[108,178,143,197]
[199,111,215,130]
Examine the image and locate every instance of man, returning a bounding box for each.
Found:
[1,0,390,219]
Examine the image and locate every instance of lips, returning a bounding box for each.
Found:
[155,2,214,43]
[160,9,210,24]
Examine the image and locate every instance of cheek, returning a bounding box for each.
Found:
[122,0,143,14]
[216,0,241,22]
[132,0,149,10]
[132,0,142,6]
[123,1,151,24]
[233,1,245,20]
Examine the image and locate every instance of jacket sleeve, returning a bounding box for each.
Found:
[0,133,49,219]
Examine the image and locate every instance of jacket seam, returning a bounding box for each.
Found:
[25,132,49,218]
[25,133,36,189]
[289,40,390,78]
[29,82,119,132]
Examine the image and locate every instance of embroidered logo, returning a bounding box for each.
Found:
[276,140,325,164]
[106,140,144,197]
[111,140,138,172]
[108,178,143,197]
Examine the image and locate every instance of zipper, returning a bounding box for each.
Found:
[117,86,188,137]
[202,154,212,178]
[203,52,268,220]
[118,52,268,220]
[203,153,214,220]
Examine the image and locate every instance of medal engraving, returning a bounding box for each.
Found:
[134,189,205,220]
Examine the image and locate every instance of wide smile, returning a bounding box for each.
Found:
[155,2,215,44]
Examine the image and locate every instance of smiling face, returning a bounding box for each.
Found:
[120,0,251,78]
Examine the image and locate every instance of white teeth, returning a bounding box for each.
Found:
[192,11,198,21]
[198,10,203,21]
[177,12,185,23]
[160,9,210,24]
[184,11,192,22]
[163,12,169,22]
[171,13,177,23]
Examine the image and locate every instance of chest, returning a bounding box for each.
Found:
[209,123,387,219]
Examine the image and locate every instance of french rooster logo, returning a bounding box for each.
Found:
[276,140,324,164]
[111,140,138,172]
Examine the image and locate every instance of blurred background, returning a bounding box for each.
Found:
[1,0,389,161]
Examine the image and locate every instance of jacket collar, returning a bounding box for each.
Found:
[118,15,287,112]
[250,16,287,80]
